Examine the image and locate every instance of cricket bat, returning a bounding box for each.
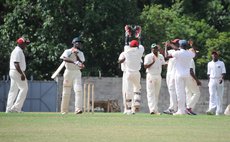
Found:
[51,61,65,79]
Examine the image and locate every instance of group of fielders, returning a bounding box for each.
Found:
[5,25,228,116]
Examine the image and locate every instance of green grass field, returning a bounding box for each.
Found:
[0,112,229,142]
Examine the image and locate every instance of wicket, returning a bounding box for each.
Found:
[83,83,95,113]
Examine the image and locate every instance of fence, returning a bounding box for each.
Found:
[0,79,59,112]
[1,77,230,114]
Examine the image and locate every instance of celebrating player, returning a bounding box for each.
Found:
[118,39,144,115]
[144,43,166,115]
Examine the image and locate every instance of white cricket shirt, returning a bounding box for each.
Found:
[118,52,126,72]
[207,60,226,79]
[144,53,165,75]
[10,46,26,71]
[172,49,195,77]
[166,49,176,75]
[60,48,85,70]
[123,45,144,72]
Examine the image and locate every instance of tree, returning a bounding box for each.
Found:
[203,32,230,79]
[140,4,219,79]
[0,0,140,79]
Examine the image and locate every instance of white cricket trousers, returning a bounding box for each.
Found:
[208,78,224,114]
[175,75,190,114]
[122,71,127,113]
[125,71,141,111]
[61,69,82,113]
[146,74,161,113]
[6,70,28,112]
[185,76,200,109]
[166,73,177,111]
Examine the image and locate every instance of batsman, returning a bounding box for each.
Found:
[60,36,85,114]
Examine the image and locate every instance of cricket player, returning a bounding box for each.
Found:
[144,43,166,115]
[6,37,30,113]
[118,40,144,115]
[118,40,133,114]
[163,39,180,115]
[185,48,201,115]
[171,40,195,115]
[206,51,226,115]
[60,36,85,114]
[118,51,128,114]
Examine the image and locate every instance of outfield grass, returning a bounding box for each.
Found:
[0,112,229,142]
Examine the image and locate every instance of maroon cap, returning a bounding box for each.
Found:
[130,40,139,47]
[211,51,219,55]
[17,37,30,45]
[171,39,180,43]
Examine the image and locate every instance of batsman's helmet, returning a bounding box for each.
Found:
[72,37,82,44]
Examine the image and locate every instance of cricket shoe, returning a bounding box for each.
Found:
[150,111,161,115]
[61,112,68,115]
[75,110,83,114]
[215,112,221,116]
[163,109,175,115]
[206,108,216,115]
[126,110,134,115]
[8,108,23,113]
[186,108,197,115]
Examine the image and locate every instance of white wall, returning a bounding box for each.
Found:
[57,77,230,114]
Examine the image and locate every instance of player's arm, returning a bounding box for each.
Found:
[219,73,225,84]
[144,62,154,69]
[190,68,201,86]
[188,39,198,54]
[62,57,74,64]
[163,42,171,60]
[118,58,125,64]
[14,62,26,80]
[62,56,85,69]
[219,62,226,84]
[144,56,155,69]
[165,43,178,59]
[118,52,125,64]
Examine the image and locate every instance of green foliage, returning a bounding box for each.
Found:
[172,0,230,32]
[202,32,230,79]
[0,0,139,79]
[0,0,229,79]
[140,4,229,79]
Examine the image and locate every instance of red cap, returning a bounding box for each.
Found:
[171,39,180,43]
[130,40,139,47]
[17,37,30,45]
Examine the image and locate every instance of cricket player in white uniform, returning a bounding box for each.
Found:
[118,45,131,114]
[118,51,128,114]
[206,51,226,115]
[60,37,85,114]
[6,37,30,113]
[118,40,144,114]
[163,39,179,114]
[144,43,165,114]
[185,53,201,115]
[171,40,195,115]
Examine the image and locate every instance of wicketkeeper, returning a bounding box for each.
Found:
[118,25,143,114]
